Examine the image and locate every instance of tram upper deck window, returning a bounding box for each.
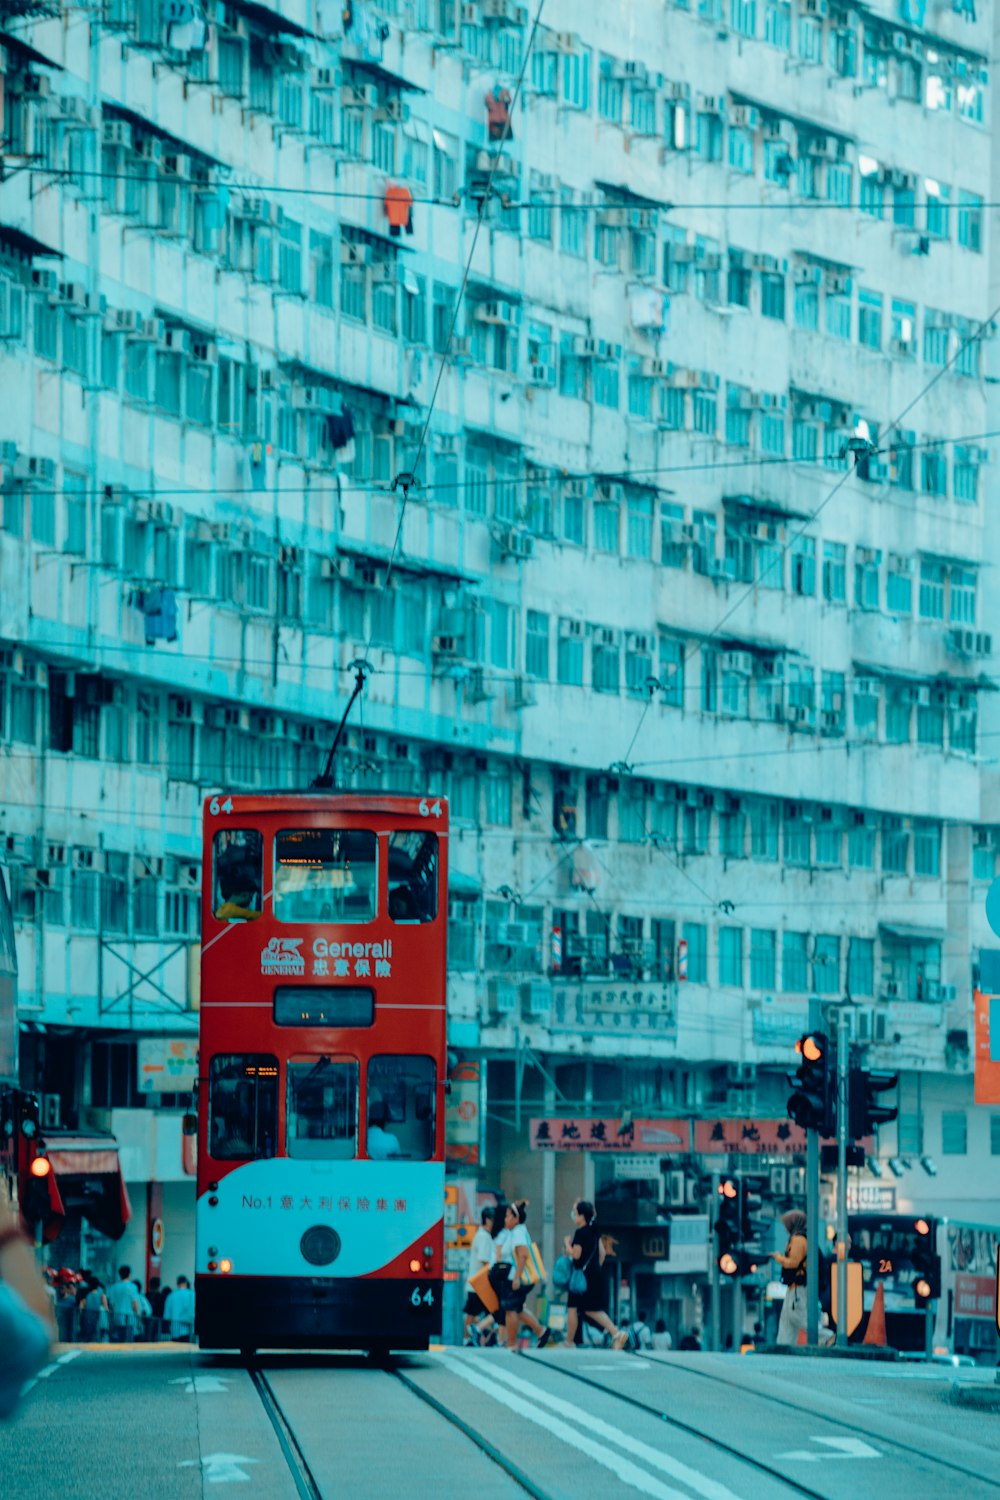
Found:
[366,1055,436,1160]
[286,1056,358,1159]
[274,830,376,923]
[387,832,438,924]
[209,1053,278,1160]
[213,831,264,921]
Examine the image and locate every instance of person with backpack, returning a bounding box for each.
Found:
[563,1201,627,1351]
[625,1309,654,1353]
[490,1201,552,1349]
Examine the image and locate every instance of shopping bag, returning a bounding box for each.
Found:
[470,1263,499,1314]
[520,1240,546,1287]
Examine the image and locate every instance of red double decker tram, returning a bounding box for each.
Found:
[195,792,448,1354]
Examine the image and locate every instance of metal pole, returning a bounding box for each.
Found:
[709,1169,720,1353]
[925,1303,935,1362]
[835,1004,849,1349]
[805,995,822,1347]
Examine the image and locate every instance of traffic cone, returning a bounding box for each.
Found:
[863,1282,887,1346]
[796,1327,808,1345]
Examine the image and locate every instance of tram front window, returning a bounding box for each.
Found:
[213,830,264,922]
[366,1055,436,1160]
[274,830,376,923]
[209,1054,278,1160]
[286,1056,358,1159]
[387,831,438,923]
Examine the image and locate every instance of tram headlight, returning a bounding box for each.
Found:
[409,1258,421,1273]
[423,1245,434,1257]
[219,1258,232,1274]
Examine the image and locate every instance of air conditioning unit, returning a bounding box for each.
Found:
[58,95,96,126]
[15,455,56,483]
[468,667,492,703]
[40,1094,61,1129]
[103,119,133,149]
[474,299,518,325]
[30,268,58,296]
[432,634,463,658]
[940,984,957,1003]
[496,528,534,560]
[508,676,537,710]
[882,980,901,1000]
[721,651,753,675]
[529,362,556,387]
[342,83,376,108]
[730,105,760,129]
[163,327,190,354]
[490,980,518,1015]
[522,981,551,1017]
[134,134,162,163]
[133,317,166,343]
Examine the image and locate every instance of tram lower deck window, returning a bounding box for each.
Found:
[366,1055,436,1160]
[209,1053,278,1160]
[287,1056,358,1159]
[274,829,376,923]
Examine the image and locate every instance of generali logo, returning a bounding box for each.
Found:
[260,937,305,976]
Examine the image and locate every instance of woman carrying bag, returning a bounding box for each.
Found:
[563,1201,627,1350]
[491,1201,552,1349]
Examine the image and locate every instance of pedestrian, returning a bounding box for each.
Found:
[678,1330,701,1351]
[163,1274,195,1340]
[563,1201,628,1351]
[79,1275,108,1342]
[463,1206,497,1345]
[652,1318,672,1351]
[366,1098,401,1160]
[625,1309,654,1352]
[0,1181,54,1418]
[107,1264,140,1343]
[771,1209,813,1345]
[493,1202,552,1350]
[148,1277,170,1340]
[132,1279,153,1340]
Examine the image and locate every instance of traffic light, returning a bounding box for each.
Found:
[716,1178,740,1276]
[20,1150,54,1239]
[847,1062,899,1140]
[740,1175,769,1254]
[912,1217,941,1308]
[787,1032,836,1136]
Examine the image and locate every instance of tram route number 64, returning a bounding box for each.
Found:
[209,796,235,815]
[411,1287,435,1307]
[418,800,443,819]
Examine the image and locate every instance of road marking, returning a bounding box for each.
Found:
[170,1374,233,1394]
[777,1437,881,1461]
[582,1360,651,1371]
[179,1453,258,1484]
[57,1350,81,1365]
[441,1355,746,1500]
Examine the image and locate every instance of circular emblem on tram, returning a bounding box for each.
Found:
[300,1225,342,1267]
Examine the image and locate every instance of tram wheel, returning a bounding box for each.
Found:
[240,1346,257,1361]
[367,1343,392,1365]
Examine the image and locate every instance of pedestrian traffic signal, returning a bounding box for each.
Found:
[912,1218,940,1307]
[847,1063,899,1140]
[740,1175,769,1251]
[716,1178,740,1276]
[21,1151,53,1235]
[787,1032,836,1136]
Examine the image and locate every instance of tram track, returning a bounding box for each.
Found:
[246,1356,557,1500]
[521,1350,1000,1496]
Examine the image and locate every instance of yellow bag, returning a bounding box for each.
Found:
[470,1263,499,1313]
[520,1240,546,1287]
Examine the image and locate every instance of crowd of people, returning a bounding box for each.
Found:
[463,1198,638,1352]
[48,1266,196,1344]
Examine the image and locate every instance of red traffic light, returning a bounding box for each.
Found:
[914,1219,930,1236]
[797,1034,824,1062]
[720,1179,738,1198]
[914,1277,932,1300]
[719,1252,739,1276]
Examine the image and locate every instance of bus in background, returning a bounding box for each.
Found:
[196,792,448,1355]
[849,1212,1000,1361]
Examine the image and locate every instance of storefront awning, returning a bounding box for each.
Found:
[43,1135,132,1242]
[448,869,481,902]
[878,922,945,944]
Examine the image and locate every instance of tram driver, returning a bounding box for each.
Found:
[214,842,262,922]
[366,1093,402,1159]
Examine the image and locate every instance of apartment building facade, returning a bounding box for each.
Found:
[1,0,998,1308]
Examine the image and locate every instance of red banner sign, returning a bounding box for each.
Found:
[694,1119,807,1154]
[974,990,1000,1104]
[955,1273,997,1321]
[530,1118,690,1152]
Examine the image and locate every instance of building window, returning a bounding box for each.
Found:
[765,0,790,46]
[683,922,708,983]
[761,272,785,320]
[782,931,809,991]
[750,799,779,859]
[919,560,946,619]
[592,635,620,693]
[719,926,743,986]
[942,1110,967,1154]
[813,934,839,995]
[557,625,584,686]
[822,542,846,603]
[526,610,549,678]
[750,928,775,989]
[957,190,983,251]
[921,447,947,498]
[728,127,753,174]
[847,937,873,996]
[925,180,950,238]
[913,821,941,877]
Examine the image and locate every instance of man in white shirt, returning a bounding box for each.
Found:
[163,1275,195,1340]
[107,1265,140,1343]
[367,1111,401,1160]
[463,1206,497,1345]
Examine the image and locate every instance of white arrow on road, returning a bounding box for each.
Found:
[179,1453,258,1484]
[777,1437,881,1461]
[170,1374,232,1394]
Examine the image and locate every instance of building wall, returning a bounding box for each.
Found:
[1,0,998,1249]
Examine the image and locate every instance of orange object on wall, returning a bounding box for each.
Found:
[384,183,413,232]
[974,989,1000,1103]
